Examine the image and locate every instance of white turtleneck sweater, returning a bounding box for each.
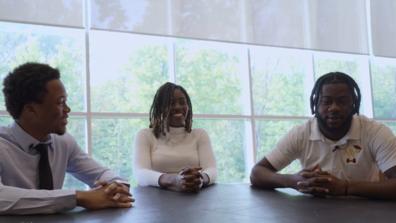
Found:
[133,127,217,187]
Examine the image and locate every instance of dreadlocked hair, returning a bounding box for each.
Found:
[310,71,361,116]
[149,82,193,138]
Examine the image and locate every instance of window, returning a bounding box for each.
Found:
[195,119,249,182]
[175,40,249,115]
[371,58,396,119]
[255,119,305,169]
[1,0,396,188]
[90,31,170,113]
[0,22,85,112]
[64,118,87,189]
[251,47,313,116]
[92,118,146,186]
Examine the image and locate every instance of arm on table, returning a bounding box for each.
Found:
[196,129,217,186]
[250,157,303,190]
[0,181,75,215]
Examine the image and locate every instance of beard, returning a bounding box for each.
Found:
[316,111,354,133]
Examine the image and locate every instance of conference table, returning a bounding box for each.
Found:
[1,183,396,223]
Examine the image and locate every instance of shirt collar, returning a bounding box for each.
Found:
[309,115,361,143]
[10,122,52,152]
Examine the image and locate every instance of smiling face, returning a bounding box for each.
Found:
[31,79,71,136]
[316,83,354,138]
[168,88,189,127]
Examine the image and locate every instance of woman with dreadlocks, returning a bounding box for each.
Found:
[133,82,217,192]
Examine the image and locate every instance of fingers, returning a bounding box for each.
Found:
[300,167,330,179]
[111,196,134,208]
[181,173,203,184]
[102,183,133,204]
[300,171,317,178]
[297,177,330,194]
[112,193,135,203]
[104,182,131,196]
[181,178,202,187]
[179,176,203,192]
[93,180,108,189]
[182,173,203,181]
[297,176,331,187]
[297,175,338,196]
[107,191,134,208]
[176,167,205,192]
[180,167,202,175]
[79,188,134,210]
[181,179,202,187]
[312,164,322,172]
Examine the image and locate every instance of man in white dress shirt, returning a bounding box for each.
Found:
[0,62,133,214]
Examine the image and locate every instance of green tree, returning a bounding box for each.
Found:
[175,42,246,182]
[256,120,305,174]
[194,119,246,182]
[90,45,169,185]
[251,56,308,116]
[371,63,396,119]
[176,43,242,114]
[91,118,146,186]
[91,45,168,113]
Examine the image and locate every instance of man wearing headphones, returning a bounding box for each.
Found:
[251,72,396,199]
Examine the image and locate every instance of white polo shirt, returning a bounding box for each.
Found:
[266,115,396,181]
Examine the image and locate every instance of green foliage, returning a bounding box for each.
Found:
[315,58,358,80]
[91,45,168,113]
[91,118,147,186]
[63,116,87,189]
[256,120,305,174]
[194,119,246,182]
[0,25,85,112]
[176,43,242,114]
[251,55,308,116]
[2,22,396,187]
[371,63,396,119]
[175,42,248,182]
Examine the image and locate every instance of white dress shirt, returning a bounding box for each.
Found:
[0,122,124,215]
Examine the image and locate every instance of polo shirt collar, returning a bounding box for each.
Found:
[10,122,52,152]
[309,115,361,142]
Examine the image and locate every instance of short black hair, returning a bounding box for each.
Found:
[3,62,60,119]
[149,82,193,138]
[310,71,361,116]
